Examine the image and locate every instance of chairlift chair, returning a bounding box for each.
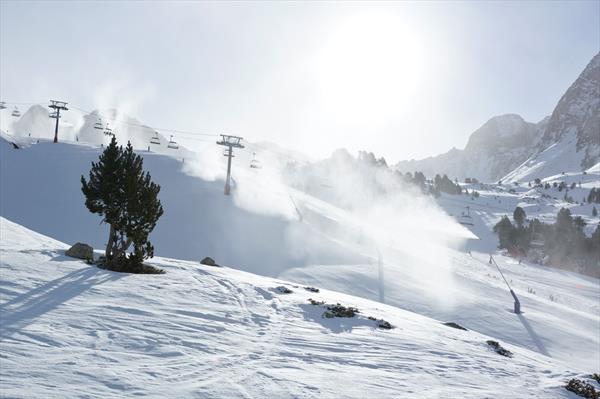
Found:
[458,214,474,226]
[103,123,113,137]
[150,132,161,145]
[167,135,179,149]
[11,107,20,118]
[249,152,261,169]
[93,118,104,130]
[0,102,6,110]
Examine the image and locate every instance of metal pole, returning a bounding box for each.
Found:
[53,109,60,143]
[225,146,232,195]
[216,134,244,196]
[490,254,522,314]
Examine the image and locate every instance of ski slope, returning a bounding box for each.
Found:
[0,217,591,398]
[1,136,598,374]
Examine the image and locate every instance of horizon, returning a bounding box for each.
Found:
[1,1,598,163]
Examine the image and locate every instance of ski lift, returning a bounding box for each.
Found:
[103,123,113,137]
[458,206,474,226]
[93,118,104,130]
[249,152,261,169]
[150,131,161,145]
[11,107,20,118]
[167,135,179,149]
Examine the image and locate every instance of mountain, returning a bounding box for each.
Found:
[503,53,600,182]
[396,52,600,183]
[396,114,544,182]
[0,217,593,398]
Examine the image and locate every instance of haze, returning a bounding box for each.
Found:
[1,0,598,161]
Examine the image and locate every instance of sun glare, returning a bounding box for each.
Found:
[313,13,426,125]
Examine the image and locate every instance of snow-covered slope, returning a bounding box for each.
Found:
[0,105,192,157]
[0,217,590,398]
[2,137,598,373]
[78,109,172,152]
[503,53,600,183]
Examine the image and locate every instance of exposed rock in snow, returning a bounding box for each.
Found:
[65,242,93,260]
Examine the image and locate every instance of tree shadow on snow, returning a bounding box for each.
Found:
[299,304,374,334]
[0,265,124,338]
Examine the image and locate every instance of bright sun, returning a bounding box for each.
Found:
[313,13,425,125]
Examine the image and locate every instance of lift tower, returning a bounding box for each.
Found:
[48,100,68,143]
[216,134,244,195]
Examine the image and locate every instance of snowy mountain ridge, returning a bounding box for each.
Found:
[396,52,600,183]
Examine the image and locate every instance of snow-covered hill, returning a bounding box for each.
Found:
[1,217,593,398]
[1,136,598,374]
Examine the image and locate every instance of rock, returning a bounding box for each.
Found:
[376,320,393,330]
[65,243,93,261]
[565,378,599,399]
[486,340,513,358]
[323,303,359,318]
[443,322,468,331]
[275,286,293,294]
[304,286,320,293]
[200,257,219,267]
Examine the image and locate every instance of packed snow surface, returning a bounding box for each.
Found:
[1,137,598,375]
[0,218,593,398]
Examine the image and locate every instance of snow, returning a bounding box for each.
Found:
[1,134,599,376]
[0,217,592,398]
[502,129,593,183]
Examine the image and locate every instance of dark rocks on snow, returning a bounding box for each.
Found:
[200,257,219,267]
[65,243,93,261]
[591,374,600,384]
[367,316,393,329]
[443,322,468,331]
[275,286,293,294]
[323,303,359,318]
[308,298,325,306]
[565,378,599,399]
[304,286,320,293]
[486,340,513,358]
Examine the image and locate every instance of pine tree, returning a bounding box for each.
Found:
[513,206,526,228]
[493,216,515,249]
[593,206,598,217]
[81,137,164,272]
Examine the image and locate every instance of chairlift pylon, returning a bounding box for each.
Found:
[167,135,179,149]
[11,107,20,118]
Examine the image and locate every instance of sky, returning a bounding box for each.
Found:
[1,0,598,162]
